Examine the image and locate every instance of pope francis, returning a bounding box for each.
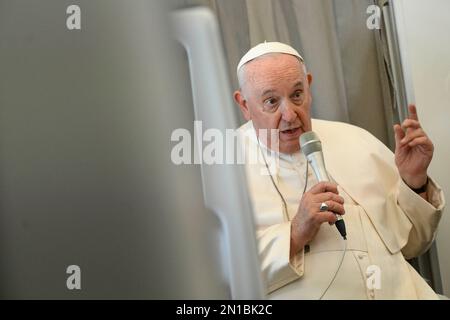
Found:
[233,42,445,299]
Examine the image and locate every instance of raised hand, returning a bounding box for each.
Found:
[393,104,434,189]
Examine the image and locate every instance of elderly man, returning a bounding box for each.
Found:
[234,42,445,299]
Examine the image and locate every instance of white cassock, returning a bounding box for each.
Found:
[238,119,445,299]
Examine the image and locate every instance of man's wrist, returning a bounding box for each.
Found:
[401,171,428,189]
[404,176,429,194]
[290,224,305,259]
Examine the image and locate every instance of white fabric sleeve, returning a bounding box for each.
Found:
[257,221,304,294]
[398,177,445,259]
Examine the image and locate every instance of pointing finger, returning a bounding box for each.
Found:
[408,104,419,121]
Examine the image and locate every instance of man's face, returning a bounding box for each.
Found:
[235,54,313,154]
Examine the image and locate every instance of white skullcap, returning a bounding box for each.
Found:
[236,41,304,75]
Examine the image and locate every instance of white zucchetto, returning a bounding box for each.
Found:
[236,41,304,76]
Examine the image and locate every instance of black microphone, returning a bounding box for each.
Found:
[300,131,347,240]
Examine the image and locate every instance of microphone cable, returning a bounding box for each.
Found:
[318,236,347,300]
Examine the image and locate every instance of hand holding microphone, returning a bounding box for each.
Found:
[299,131,347,240]
[290,181,346,257]
[289,131,347,257]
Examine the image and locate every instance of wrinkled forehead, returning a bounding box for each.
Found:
[243,54,306,93]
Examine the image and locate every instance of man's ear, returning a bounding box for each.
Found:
[233,90,251,121]
[307,73,313,86]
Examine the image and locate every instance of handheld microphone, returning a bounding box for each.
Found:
[300,131,347,240]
